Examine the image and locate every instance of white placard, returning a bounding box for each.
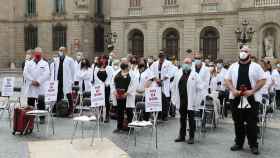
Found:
[91,84,105,107]
[1,77,15,97]
[45,81,58,102]
[145,87,162,112]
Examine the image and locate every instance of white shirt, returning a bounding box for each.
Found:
[272,69,280,90]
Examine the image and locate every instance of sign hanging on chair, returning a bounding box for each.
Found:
[145,86,162,112]
[1,77,15,97]
[91,84,105,107]
[45,81,58,102]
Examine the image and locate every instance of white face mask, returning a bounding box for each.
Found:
[113,65,119,70]
[58,51,64,56]
[76,55,81,61]
[239,51,249,60]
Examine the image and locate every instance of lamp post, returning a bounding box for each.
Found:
[235,20,255,47]
[105,32,118,52]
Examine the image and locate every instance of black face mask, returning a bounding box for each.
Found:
[120,63,129,70]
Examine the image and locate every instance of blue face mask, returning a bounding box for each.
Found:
[195,59,202,66]
[181,64,191,73]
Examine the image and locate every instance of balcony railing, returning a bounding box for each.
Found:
[201,0,220,12]
[128,7,142,16]
[162,4,179,15]
[255,0,280,7]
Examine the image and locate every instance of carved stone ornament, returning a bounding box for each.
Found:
[74,0,89,9]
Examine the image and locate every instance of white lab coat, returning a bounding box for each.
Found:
[194,65,211,105]
[50,56,75,95]
[111,71,137,108]
[216,68,227,91]
[272,69,280,90]
[225,62,266,102]
[74,60,81,81]
[76,68,93,92]
[209,75,218,93]
[134,68,151,95]
[149,60,172,97]
[259,71,272,95]
[23,59,50,98]
[171,69,203,111]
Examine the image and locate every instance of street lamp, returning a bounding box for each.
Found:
[235,20,255,45]
[105,32,118,51]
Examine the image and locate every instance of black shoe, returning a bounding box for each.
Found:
[187,138,194,144]
[230,144,243,151]
[113,129,121,133]
[162,117,168,121]
[251,147,260,155]
[104,118,109,123]
[174,137,185,142]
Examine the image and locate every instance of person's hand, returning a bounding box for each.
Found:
[243,89,255,97]
[124,92,128,97]
[232,89,241,97]
[32,81,40,87]
[113,91,118,96]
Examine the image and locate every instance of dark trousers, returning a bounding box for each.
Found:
[27,96,45,120]
[116,99,133,130]
[105,86,111,118]
[179,108,196,139]
[135,95,150,121]
[161,93,170,120]
[275,90,280,108]
[54,93,73,115]
[231,96,259,148]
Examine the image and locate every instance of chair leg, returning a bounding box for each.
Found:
[71,121,78,144]
[90,123,95,146]
[81,122,84,138]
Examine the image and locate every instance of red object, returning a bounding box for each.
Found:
[13,107,34,135]
[116,89,126,99]
[239,85,247,96]
[33,52,42,62]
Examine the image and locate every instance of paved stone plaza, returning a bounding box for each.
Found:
[1,75,280,158]
[1,106,280,158]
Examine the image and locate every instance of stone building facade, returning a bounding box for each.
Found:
[111,0,280,62]
[0,0,111,68]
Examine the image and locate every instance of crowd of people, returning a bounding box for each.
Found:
[22,45,280,155]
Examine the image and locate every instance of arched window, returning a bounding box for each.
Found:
[95,26,104,52]
[200,26,219,60]
[24,24,38,51]
[53,24,67,50]
[162,28,179,59]
[128,29,144,57]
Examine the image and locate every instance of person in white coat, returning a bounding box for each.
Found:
[272,63,280,109]
[50,46,75,116]
[76,58,92,92]
[193,54,210,109]
[93,55,114,122]
[149,52,172,121]
[216,63,229,117]
[74,52,83,82]
[111,58,137,133]
[225,46,266,155]
[23,47,50,123]
[172,58,202,144]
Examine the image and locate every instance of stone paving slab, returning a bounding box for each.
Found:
[28,138,129,158]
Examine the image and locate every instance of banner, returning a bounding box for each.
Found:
[1,77,15,97]
[91,84,105,107]
[145,87,162,112]
[45,81,58,102]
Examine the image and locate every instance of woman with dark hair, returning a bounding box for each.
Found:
[130,55,138,73]
[92,55,114,122]
[77,58,92,92]
[111,58,137,133]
